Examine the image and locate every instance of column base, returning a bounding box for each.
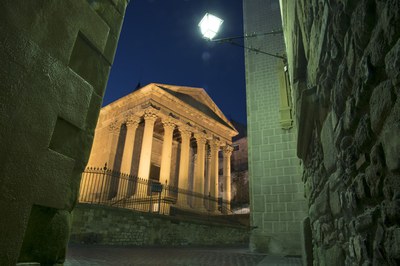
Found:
[192,205,208,213]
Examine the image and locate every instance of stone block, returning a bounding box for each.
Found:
[285,184,299,193]
[385,38,400,88]
[307,2,329,85]
[90,2,124,65]
[309,186,329,222]
[369,80,395,134]
[321,112,338,174]
[353,173,370,200]
[352,235,368,264]
[365,26,389,68]
[345,187,357,210]
[351,0,376,50]
[284,167,298,175]
[279,212,294,221]
[345,34,357,78]
[261,176,277,186]
[329,187,342,217]
[263,212,280,222]
[0,0,110,64]
[354,114,373,152]
[262,185,272,195]
[355,208,376,232]
[384,227,400,260]
[356,154,368,171]
[301,217,313,266]
[272,203,286,212]
[253,196,265,212]
[365,143,385,197]
[343,97,358,131]
[325,244,345,266]
[271,185,285,194]
[278,193,293,202]
[382,199,400,224]
[381,99,400,171]
[333,63,352,116]
[273,221,288,233]
[271,167,284,176]
[264,194,279,203]
[380,0,400,46]
[69,32,111,97]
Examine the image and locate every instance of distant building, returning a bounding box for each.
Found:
[218,121,249,211]
[83,83,238,212]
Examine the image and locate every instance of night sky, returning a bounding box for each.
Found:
[103,0,247,125]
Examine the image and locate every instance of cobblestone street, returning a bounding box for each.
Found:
[65,245,302,266]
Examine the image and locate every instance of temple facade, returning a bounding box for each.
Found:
[83,83,238,212]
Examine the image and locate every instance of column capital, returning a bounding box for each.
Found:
[125,116,140,129]
[162,117,177,130]
[223,145,234,157]
[143,107,158,122]
[209,139,222,151]
[206,149,212,160]
[194,132,207,145]
[178,124,192,139]
[108,121,120,133]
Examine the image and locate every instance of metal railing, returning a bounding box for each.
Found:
[78,165,233,216]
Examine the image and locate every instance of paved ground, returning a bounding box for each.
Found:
[65,245,302,266]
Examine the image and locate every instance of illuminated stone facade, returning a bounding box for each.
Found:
[85,83,238,211]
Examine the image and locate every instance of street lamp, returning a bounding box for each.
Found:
[198,13,224,40]
[198,13,285,60]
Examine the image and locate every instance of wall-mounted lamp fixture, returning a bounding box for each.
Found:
[198,13,285,60]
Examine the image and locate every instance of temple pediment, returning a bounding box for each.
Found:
[101,83,238,140]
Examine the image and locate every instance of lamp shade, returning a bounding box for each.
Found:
[198,13,223,40]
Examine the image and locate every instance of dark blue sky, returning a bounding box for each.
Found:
[104,0,246,125]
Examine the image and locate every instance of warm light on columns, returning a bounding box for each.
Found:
[198,13,223,40]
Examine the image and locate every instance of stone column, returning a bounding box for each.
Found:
[107,121,121,170]
[120,117,140,174]
[104,122,121,200]
[204,148,212,210]
[193,133,207,211]
[209,139,220,212]
[222,145,233,213]
[118,116,140,198]
[159,118,176,186]
[177,125,192,208]
[137,108,158,181]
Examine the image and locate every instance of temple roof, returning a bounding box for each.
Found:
[102,83,238,139]
[155,85,235,131]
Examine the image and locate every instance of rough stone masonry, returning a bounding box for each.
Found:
[280,0,400,265]
[0,0,129,264]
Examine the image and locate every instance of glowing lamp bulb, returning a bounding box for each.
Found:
[198,13,223,40]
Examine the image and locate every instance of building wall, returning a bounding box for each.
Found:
[71,203,249,246]
[280,0,400,265]
[232,137,248,172]
[0,0,129,264]
[243,0,307,255]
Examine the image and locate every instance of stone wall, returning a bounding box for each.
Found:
[0,0,129,264]
[280,0,400,265]
[243,0,307,255]
[70,204,249,246]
